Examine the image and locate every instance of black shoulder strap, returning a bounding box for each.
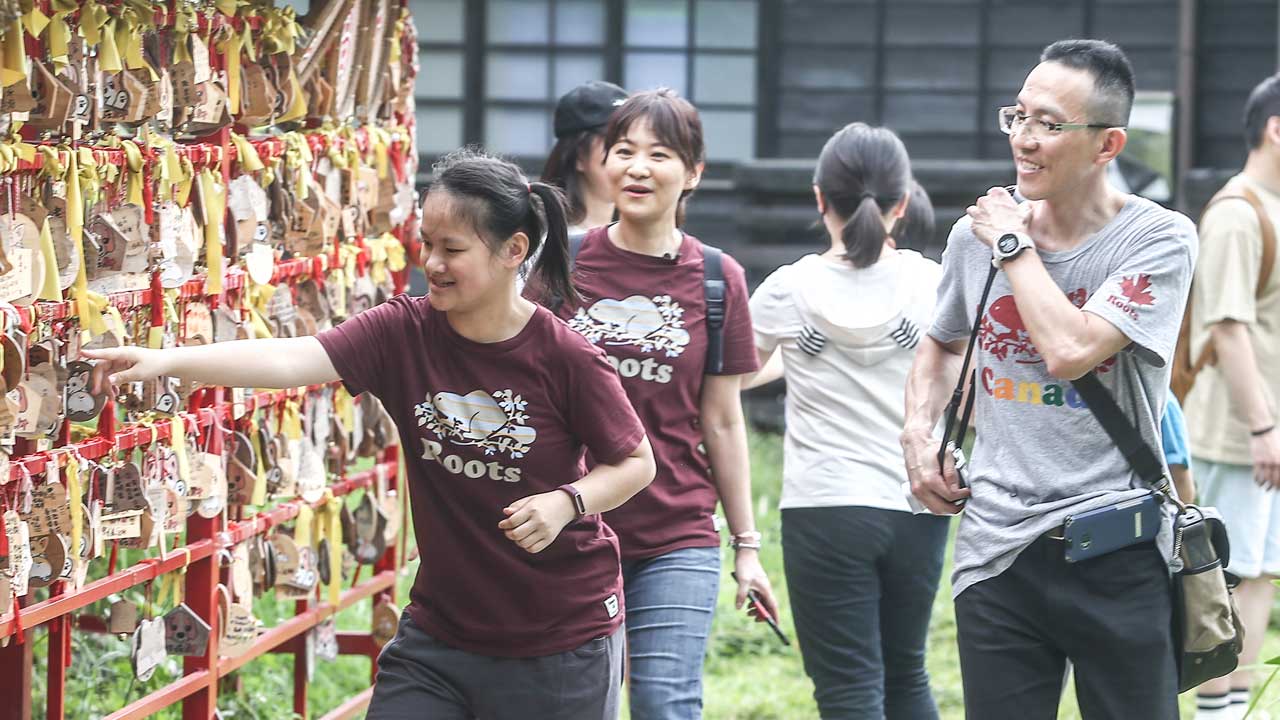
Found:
[937,263,998,481]
[702,245,726,374]
[1070,372,1171,493]
[549,230,589,312]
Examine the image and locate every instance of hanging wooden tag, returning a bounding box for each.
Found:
[231,542,252,601]
[267,285,298,338]
[227,432,257,505]
[64,360,107,422]
[27,61,73,130]
[98,509,143,542]
[245,244,274,286]
[352,492,387,565]
[269,532,300,580]
[296,440,325,504]
[110,462,147,512]
[220,607,260,659]
[131,617,168,681]
[163,603,211,657]
[109,597,139,634]
[313,618,338,661]
[239,62,276,126]
[27,533,65,589]
[183,302,214,346]
[371,600,398,648]
[24,476,70,537]
[0,574,10,617]
[4,514,31,598]
[0,72,36,114]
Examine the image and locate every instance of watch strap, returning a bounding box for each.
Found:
[556,484,587,518]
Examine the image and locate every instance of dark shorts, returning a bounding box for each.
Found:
[367,613,624,720]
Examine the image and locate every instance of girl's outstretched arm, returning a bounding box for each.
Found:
[84,337,341,393]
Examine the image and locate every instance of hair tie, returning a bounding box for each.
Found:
[861,192,875,202]
[526,183,533,195]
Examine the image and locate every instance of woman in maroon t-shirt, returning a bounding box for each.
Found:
[86,151,656,720]
[546,88,779,719]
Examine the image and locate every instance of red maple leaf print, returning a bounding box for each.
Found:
[1120,274,1156,306]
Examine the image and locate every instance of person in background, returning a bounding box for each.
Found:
[1163,389,1195,504]
[1187,73,1280,720]
[747,124,947,720]
[542,81,629,238]
[542,88,779,720]
[891,180,937,254]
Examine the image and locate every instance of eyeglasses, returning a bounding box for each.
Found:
[998,106,1121,139]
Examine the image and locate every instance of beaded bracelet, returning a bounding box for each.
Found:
[730,531,763,551]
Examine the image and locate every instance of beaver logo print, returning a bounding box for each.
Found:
[415,390,536,483]
[569,295,691,357]
[416,389,536,458]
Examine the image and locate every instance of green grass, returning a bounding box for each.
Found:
[27,430,1280,718]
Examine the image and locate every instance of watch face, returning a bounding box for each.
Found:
[998,234,1019,254]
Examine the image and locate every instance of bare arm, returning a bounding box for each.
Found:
[499,437,656,554]
[741,347,783,390]
[702,373,779,620]
[1003,252,1131,379]
[900,334,969,514]
[1211,320,1280,487]
[84,337,341,393]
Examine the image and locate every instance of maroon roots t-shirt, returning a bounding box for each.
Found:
[316,295,645,657]
[553,227,759,560]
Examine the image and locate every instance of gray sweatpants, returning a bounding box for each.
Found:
[366,613,624,720]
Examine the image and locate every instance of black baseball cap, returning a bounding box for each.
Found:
[553,81,628,139]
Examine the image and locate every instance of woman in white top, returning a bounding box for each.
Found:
[747,123,947,720]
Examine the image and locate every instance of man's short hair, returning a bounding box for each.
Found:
[1039,39,1135,127]
[1243,75,1280,150]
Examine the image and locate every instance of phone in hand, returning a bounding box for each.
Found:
[731,572,790,646]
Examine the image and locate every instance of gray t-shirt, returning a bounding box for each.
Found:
[930,195,1197,598]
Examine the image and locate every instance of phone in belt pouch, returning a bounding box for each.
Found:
[1062,493,1160,563]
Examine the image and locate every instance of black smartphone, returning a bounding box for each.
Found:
[731,572,790,646]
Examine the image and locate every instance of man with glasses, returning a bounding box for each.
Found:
[902,39,1195,717]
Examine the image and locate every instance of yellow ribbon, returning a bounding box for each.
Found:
[295,503,313,550]
[338,243,361,287]
[280,132,313,200]
[327,268,346,311]
[199,169,226,294]
[46,2,76,71]
[388,10,406,65]
[97,18,122,74]
[230,132,263,173]
[65,148,106,339]
[120,140,145,207]
[281,400,302,442]
[334,387,355,434]
[24,8,50,40]
[219,29,243,115]
[276,71,307,124]
[175,155,194,207]
[37,219,60,301]
[0,18,28,87]
[78,2,109,47]
[170,415,190,488]
[367,127,391,180]
[321,491,342,606]
[245,281,275,339]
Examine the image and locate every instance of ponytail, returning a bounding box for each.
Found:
[813,123,912,270]
[841,195,891,269]
[528,181,579,307]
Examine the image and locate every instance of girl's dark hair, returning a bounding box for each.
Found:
[429,148,578,306]
[890,180,935,251]
[602,88,705,226]
[814,122,911,269]
[541,129,600,226]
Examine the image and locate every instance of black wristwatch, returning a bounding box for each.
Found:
[992,232,1035,268]
[557,484,587,518]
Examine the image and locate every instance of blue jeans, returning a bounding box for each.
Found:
[621,545,722,720]
[782,506,948,720]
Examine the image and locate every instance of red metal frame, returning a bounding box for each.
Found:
[0,129,413,720]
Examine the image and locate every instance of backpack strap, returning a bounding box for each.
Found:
[702,245,726,374]
[1175,185,1279,402]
